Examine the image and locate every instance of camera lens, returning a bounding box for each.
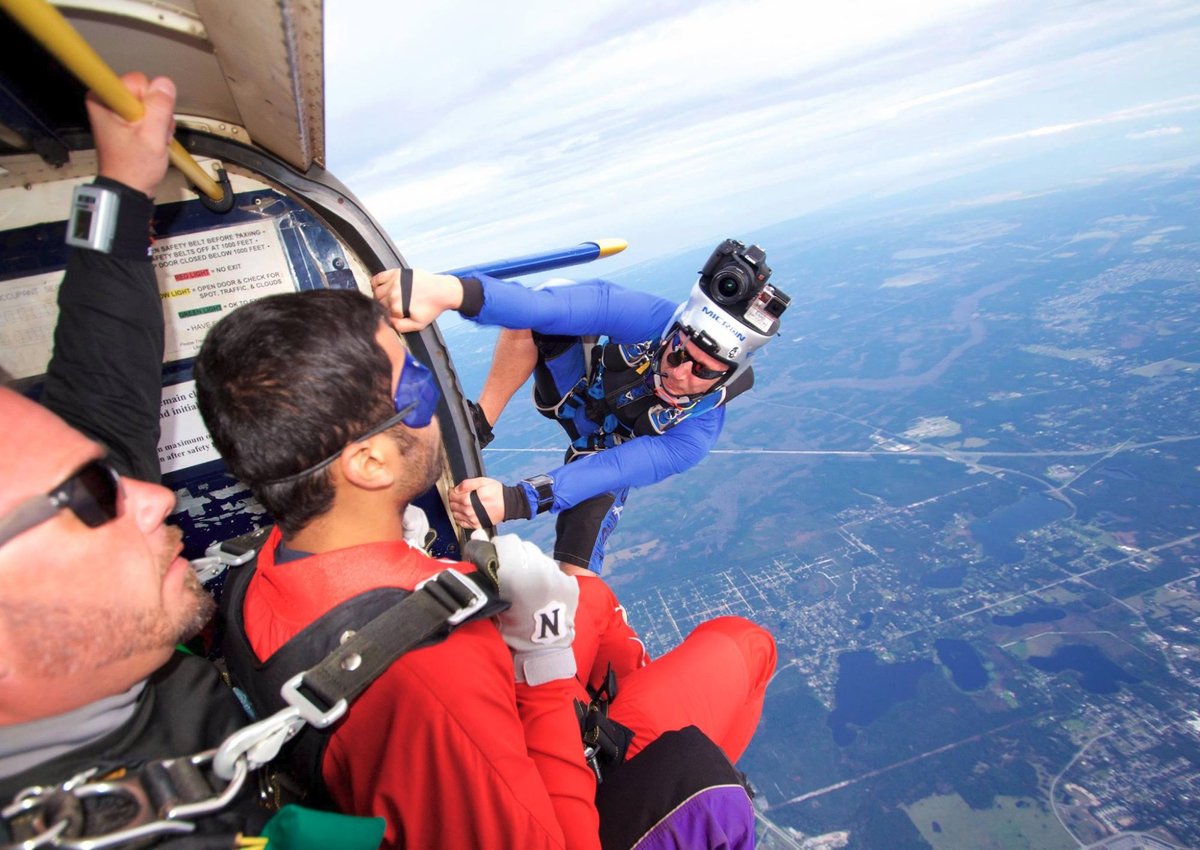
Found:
[710,268,750,305]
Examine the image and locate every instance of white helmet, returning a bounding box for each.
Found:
[655,239,789,392]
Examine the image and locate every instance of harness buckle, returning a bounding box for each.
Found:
[212,703,310,782]
[581,742,603,784]
[2,751,248,849]
[190,537,260,584]
[163,752,249,820]
[415,570,489,625]
[213,670,349,783]
[573,665,632,784]
[534,374,589,423]
[280,674,348,729]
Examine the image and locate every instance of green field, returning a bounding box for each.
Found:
[904,793,1077,850]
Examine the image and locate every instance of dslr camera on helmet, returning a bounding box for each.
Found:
[698,239,790,335]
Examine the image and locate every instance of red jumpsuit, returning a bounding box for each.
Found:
[243,527,775,849]
[571,575,776,763]
[244,527,591,849]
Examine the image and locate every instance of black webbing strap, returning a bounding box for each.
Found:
[1,750,250,849]
[292,566,503,714]
[469,489,493,528]
[574,664,634,783]
[399,267,413,318]
[217,532,506,799]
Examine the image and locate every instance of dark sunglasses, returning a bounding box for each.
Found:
[664,332,729,380]
[0,458,123,549]
[267,350,442,484]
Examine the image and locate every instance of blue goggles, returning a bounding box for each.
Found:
[266,350,442,484]
[384,350,441,430]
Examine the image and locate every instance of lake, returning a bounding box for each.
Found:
[934,638,989,691]
[827,650,936,746]
[1028,644,1139,694]
[970,493,1071,564]
[993,606,1067,627]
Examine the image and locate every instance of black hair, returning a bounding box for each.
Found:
[194,289,398,535]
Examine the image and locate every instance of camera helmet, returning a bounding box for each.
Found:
[652,240,787,396]
[655,281,776,393]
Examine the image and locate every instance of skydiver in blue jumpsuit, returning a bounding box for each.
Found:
[372,240,789,574]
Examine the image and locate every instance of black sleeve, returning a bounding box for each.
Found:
[40,182,163,481]
[457,275,484,317]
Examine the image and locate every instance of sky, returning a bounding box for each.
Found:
[324,0,1200,273]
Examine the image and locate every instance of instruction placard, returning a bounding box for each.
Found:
[0,218,297,380]
[157,379,221,474]
[0,273,61,380]
[154,220,295,361]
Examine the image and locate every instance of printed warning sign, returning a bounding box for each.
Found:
[157,379,221,474]
[154,220,295,361]
[0,273,61,380]
[0,218,298,379]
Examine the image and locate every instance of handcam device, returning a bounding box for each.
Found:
[65,184,120,253]
[698,239,790,335]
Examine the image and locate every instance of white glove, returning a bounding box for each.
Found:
[490,534,578,686]
[402,505,434,552]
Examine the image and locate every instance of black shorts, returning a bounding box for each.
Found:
[553,487,628,570]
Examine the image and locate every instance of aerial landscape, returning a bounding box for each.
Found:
[154,2,1200,844]
[1,0,1198,848]
[464,163,1200,849]
[343,8,1200,839]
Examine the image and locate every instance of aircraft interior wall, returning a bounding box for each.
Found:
[0,155,463,572]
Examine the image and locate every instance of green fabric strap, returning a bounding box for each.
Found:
[260,804,386,850]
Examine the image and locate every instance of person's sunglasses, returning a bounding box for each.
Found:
[266,350,442,484]
[664,332,729,380]
[0,458,123,549]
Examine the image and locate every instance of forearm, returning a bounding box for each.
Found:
[459,274,676,342]
[42,182,163,480]
[549,425,718,512]
[478,328,538,426]
[515,679,601,850]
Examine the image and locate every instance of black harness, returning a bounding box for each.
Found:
[216,530,509,803]
[533,334,754,457]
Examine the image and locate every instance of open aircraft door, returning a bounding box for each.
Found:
[0,0,493,564]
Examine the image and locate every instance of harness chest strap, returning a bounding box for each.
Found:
[212,551,505,780]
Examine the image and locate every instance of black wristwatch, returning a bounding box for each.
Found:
[523,474,555,515]
[64,177,155,260]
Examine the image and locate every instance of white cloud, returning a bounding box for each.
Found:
[1127,126,1184,140]
[325,0,1200,270]
[1105,154,1200,175]
[882,270,940,288]
[361,162,506,220]
[945,188,1066,209]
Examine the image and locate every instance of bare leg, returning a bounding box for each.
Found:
[477,327,538,427]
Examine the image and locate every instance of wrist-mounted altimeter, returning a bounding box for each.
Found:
[65,184,120,253]
[523,474,554,515]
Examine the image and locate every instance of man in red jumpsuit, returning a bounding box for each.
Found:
[193,289,775,848]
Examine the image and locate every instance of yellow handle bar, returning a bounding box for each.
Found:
[0,0,227,202]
